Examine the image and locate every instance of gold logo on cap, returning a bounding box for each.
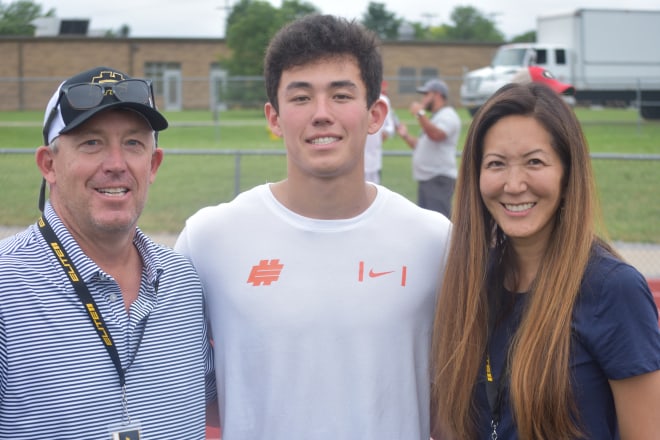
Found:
[91,71,125,96]
[91,71,125,84]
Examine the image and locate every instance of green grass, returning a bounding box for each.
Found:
[1,107,658,243]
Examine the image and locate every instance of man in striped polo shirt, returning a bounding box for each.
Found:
[0,66,216,439]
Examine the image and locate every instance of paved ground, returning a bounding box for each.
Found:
[610,241,660,279]
[1,225,658,279]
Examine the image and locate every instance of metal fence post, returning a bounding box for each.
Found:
[234,151,241,197]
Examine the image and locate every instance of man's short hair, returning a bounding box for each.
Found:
[263,14,383,112]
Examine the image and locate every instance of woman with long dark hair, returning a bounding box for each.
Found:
[431,82,660,439]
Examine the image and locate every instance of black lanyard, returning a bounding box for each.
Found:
[485,353,507,435]
[38,216,126,388]
[485,290,512,439]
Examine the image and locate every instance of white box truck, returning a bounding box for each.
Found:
[460,8,660,119]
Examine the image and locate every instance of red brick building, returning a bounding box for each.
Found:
[0,36,498,111]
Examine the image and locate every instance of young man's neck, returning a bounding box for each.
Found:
[269,177,377,220]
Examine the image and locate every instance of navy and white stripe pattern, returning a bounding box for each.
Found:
[0,203,215,439]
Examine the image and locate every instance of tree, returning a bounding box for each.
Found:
[278,0,317,24]
[223,0,318,76]
[510,30,536,43]
[221,0,318,106]
[408,21,451,41]
[105,24,131,38]
[224,0,280,76]
[361,2,401,40]
[445,6,505,42]
[0,0,54,35]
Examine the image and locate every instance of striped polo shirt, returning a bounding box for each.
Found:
[0,203,216,439]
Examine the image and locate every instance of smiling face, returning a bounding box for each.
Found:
[36,108,163,241]
[479,115,565,251]
[264,55,385,182]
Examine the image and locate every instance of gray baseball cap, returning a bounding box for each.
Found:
[417,78,449,97]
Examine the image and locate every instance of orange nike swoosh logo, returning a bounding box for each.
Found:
[369,269,395,278]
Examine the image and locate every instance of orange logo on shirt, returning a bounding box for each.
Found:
[247,259,284,286]
[358,261,407,286]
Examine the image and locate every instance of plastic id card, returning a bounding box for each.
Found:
[108,421,142,440]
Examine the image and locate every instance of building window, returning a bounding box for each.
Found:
[144,62,181,96]
[398,67,417,93]
[420,68,439,84]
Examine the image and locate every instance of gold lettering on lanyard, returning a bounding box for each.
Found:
[50,242,79,282]
[85,303,113,346]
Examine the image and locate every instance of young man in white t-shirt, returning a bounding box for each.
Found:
[176,14,451,440]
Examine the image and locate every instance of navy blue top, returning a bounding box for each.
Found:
[476,246,660,439]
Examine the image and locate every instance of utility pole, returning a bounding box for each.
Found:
[216,0,231,38]
[421,12,437,27]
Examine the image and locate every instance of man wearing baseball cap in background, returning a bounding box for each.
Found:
[0,66,217,439]
[397,78,461,218]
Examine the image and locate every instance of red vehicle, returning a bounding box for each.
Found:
[511,65,576,104]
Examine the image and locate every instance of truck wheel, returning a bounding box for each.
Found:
[640,105,660,120]
[467,106,480,117]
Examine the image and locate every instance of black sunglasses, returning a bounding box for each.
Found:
[42,79,156,144]
[61,79,155,109]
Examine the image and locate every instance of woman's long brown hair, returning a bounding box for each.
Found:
[430,83,615,439]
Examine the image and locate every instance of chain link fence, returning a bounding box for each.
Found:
[0,73,658,280]
[1,147,658,280]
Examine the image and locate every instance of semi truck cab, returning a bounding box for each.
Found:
[460,43,571,115]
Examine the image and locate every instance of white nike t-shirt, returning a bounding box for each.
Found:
[176,184,451,440]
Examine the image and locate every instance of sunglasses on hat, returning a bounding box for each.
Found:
[42,79,156,144]
[61,79,154,109]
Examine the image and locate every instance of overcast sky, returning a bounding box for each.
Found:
[38,0,660,39]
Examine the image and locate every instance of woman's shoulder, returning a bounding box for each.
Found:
[573,243,660,380]
[576,242,657,331]
[582,244,646,293]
